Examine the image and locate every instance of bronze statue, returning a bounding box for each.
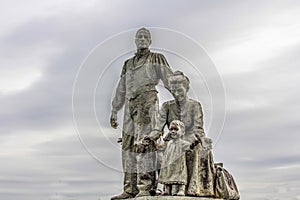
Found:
[109,28,240,199]
[147,71,215,197]
[158,120,190,196]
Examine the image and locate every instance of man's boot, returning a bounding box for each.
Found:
[110,192,135,200]
[136,173,151,197]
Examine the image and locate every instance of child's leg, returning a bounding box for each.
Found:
[177,184,186,196]
[163,184,171,195]
[171,184,179,196]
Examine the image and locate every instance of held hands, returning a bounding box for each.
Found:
[142,130,160,142]
[110,111,118,129]
[142,136,151,144]
[135,138,154,153]
[142,135,155,146]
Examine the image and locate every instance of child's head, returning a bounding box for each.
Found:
[169,120,185,139]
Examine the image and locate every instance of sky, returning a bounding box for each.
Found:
[1,0,300,199]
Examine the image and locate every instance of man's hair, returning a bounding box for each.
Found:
[136,27,151,39]
[169,120,185,137]
[169,70,190,91]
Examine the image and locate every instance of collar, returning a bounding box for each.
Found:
[175,98,188,108]
[135,48,150,59]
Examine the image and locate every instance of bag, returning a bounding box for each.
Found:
[215,165,240,200]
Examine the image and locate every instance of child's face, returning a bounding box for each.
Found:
[169,124,180,139]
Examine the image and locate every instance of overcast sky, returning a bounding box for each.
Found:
[1,1,300,200]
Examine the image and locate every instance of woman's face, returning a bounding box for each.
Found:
[171,83,187,103]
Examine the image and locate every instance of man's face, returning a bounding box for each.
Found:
[135,30,151,50]
[169,124,180,139]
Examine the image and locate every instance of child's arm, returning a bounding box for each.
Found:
[163,132,171,142]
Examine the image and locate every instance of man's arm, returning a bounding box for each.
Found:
[154,53,173,91]
[148,101,169,140]
[110,64,127,128]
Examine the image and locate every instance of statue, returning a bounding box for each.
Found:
[147,71,215,197]
[109,28,240,199]
[110,28,173,199]
[158,120,191,196]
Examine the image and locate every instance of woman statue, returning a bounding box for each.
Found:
[147,70,215,197]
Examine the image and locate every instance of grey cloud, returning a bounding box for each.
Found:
[0,139,122,200]
[1,1,300,200]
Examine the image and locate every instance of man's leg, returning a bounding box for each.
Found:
[111,104,138,199]
[123,149,139,195]
[122,107,139,196]
[136,144,157,196]
[134,93,158,196]
[111,147,138,199]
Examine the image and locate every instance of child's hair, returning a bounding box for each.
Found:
[169,120,185,137]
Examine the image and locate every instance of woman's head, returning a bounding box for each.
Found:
[169,71,190,103]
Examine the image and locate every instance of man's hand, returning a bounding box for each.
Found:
[110,111,118,129]
[148,130,161,141]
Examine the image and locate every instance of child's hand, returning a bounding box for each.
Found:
[163,132,171,141]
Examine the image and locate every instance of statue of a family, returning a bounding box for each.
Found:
[109,28,240,200]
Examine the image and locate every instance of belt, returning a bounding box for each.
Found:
[128,84,157,100]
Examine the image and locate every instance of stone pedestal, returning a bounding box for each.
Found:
[127,196,224,200]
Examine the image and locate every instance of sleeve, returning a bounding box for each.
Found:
[192,102,206,139]
[154,53,173,91]
[111,62,127,112]
[154,101,169,131]
[150,101,169,140]
[182,140,191,151]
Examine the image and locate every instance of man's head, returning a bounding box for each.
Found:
[135,28,152,50]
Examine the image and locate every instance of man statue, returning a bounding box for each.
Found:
[110,28,173,199]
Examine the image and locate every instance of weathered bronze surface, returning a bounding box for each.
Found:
[110,28,239,200]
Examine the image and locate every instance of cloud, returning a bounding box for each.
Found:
[1,1,300,200]
[0,126,122,200]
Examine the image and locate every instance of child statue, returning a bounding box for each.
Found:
[158,120,192,196]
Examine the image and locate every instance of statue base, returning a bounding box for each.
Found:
[127,196,224,200]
